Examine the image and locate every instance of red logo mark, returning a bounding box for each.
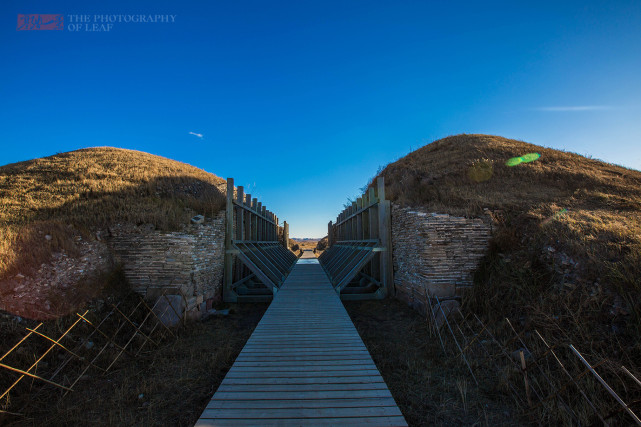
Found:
[17,14,64,31]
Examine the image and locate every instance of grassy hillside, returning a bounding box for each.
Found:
[315,236,328,253]
[373,134,641,358]
[0,147,226,280]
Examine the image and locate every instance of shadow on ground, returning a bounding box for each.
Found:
[345,298,524,427]
[4,303,268,426]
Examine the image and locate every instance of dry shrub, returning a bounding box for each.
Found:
[315,236,328,252]
[369,134,641,419]
[0,274,268,426]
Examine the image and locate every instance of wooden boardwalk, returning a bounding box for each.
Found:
[196,253,407,426]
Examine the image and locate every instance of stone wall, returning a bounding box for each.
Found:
[391,204,492,315]
[109,210,226,316]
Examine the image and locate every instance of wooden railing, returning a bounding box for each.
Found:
[223,178,297,302]
[319,176,393,299]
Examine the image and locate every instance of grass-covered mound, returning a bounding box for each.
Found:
[0,147,226,280]
[373,134,640,358]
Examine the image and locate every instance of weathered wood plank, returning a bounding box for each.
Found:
[221,375,386,385]
[200,406,403,419]
[211,389,394,400]
[206,397,397,409]
[196,416,407,426]
[225,370,382,378]
[196,260,407,426]
[230,362,375,369]
[238,349,370,355]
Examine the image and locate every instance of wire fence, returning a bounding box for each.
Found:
[0,292,179,421]
[424,288,641,425]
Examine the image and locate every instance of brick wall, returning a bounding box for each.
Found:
[391,204,492,315]
[109,210,226,313]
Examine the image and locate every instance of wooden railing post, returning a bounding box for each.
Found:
[224,178,237,302]
[261,206,267,241]
[251,198,258,240]
[356,197,363,239]
[284,221,290,249]
[377,177,393,296]
[235,186,245,286]
[328,221,333,246]
[256,202,263,241]
[244,194,252,239]
[236,186,245,240]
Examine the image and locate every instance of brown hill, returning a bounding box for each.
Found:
[373,134,640,358]
[0,147,226,281]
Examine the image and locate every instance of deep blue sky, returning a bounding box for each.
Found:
[2,1,640,237]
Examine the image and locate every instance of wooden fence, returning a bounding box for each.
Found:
[0,293,175,421]
[223,178,298,303]
[426,292,641,425]
[319,176,393,299]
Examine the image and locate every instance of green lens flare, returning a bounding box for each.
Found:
[505,157,523,166]
[506,152,541,166]
[521,152,541,163]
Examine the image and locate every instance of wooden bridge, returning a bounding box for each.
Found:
[222,177,394,303]
[196,178,405,425]
[196,252,406,426]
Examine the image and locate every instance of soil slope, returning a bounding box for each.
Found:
[373,134,640,360]
[0,147,226,317]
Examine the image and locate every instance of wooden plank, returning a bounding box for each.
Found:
[216,383,388,392]
[235,356,372,361]
[241,346,367,352]
[206,397,397,409]
[200,406,403,419]
[246,332,359,337]
[212,389,394,400]
[221,376,386,385]
[196,260,407,426]
[196,416,407,426]
[230,362,378,370]
[227,363,377,371]
[239,346,368,352]
[236,353,371,359]
[244,340,367,353]
[225,370,382,378]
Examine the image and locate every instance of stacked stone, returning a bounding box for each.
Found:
[109,210,226,318]
[391,204,492,315]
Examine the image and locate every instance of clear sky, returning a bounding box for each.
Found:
[2,1,640,237]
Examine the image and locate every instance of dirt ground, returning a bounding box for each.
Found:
[3,303,268,427]
[292,239,320,252]
[345,298,523,427]
[4,296,526,427]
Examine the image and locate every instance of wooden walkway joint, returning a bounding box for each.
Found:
[196,253,407,426]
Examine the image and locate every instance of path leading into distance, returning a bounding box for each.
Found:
[195,251,406,426]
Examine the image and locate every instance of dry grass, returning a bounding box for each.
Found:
[315,236,328,255]
[345,299,521,426]
[288,239,301,253]
[378,134,641,218]
[0,147,226,280]
[370,134,641,421]
[291,239,320,252]
[1,290,267,426]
